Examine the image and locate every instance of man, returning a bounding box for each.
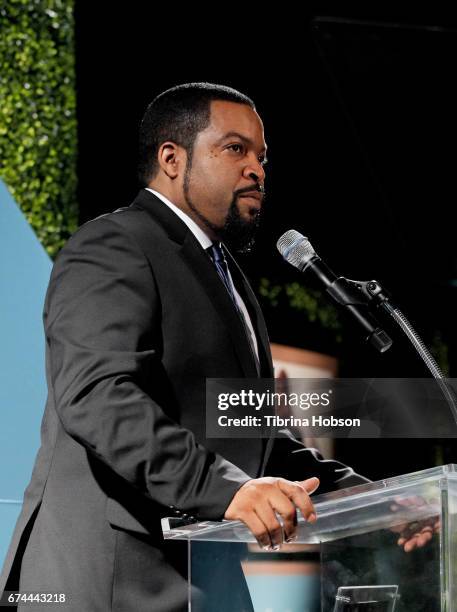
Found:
[0,83,367,611]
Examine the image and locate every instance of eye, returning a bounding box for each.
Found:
[227,143,244,154]
[259,155,268,167]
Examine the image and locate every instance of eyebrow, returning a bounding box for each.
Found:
[217,131,268,154]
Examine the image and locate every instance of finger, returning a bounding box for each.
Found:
[254,502,285,549]
[283,476,320,522]
[296,478,319,522]
[279,479,317,522]
[241,511,274,550]
[402,529,433,552]
[404,532,423,552]
[404,537,418,553]
[398,524,430,545]
[266,492,297,542]
[297,477,320,495]
[415,531,433,548]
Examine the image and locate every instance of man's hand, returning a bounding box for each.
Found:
[393,518,440,552]
[389,496,440,553]
[224,476,319,550]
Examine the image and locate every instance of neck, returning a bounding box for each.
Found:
[147,182,219,241]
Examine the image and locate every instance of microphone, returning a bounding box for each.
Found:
[277,230,392,353]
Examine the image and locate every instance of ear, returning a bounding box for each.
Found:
[157,141,186,179]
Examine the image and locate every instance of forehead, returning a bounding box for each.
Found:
[201,100,266,145]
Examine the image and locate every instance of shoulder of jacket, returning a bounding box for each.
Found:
[79,206,143,232]
[54,206,173,274]
[51,208,147,265]
[64,205,160,245]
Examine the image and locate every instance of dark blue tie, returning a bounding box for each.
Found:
[207,243,237,305]
[207,242,260,374]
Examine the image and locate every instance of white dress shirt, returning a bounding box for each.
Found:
[144,188,259,361]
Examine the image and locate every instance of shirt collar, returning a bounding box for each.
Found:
[144,188,213,250]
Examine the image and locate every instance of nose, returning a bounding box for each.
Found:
[243,155,266,185]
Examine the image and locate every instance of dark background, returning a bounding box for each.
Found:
[73,4,457,480]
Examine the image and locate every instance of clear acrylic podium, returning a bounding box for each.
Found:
[163,465,457,611]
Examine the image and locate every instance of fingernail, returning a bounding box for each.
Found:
[285,534,298,543]
[261,543,280,551]
[308,513,317,523]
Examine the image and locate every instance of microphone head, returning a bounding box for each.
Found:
[276,230,317,270]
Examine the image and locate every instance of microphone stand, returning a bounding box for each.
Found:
[355,279,457,424]
[277,230,457,423]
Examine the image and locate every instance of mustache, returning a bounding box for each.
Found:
[234,184,266,198]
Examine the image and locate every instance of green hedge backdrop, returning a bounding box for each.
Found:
[0,0,77,258]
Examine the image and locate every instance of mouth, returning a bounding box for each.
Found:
[239,191,262,202]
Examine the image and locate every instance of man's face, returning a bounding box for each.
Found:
[182,100,267,252]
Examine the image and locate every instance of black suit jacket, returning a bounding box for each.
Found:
[0,190,367,611]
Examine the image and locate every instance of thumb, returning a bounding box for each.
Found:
[297,477,320,495]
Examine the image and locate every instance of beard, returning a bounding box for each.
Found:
[215,197,262,253]
[183,162,263,254]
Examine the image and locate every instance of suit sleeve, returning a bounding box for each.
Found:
[45,216,250,520]
[265,428,371,494]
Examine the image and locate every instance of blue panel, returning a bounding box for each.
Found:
[0,179,51,499]
[0,501,22,568]
[245,573,320,612]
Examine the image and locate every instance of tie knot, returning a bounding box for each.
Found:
[208,242,225,264]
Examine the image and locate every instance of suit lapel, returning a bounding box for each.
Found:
[130,190,263,378]
[224,248,274,378]
[179,234,259,378]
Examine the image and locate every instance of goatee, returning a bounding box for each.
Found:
[183,175,263,254]
[216,197,262,253]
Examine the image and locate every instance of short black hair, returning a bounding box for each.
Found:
[138,82,255,186]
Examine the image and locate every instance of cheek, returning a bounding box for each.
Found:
[191,161,234,204]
